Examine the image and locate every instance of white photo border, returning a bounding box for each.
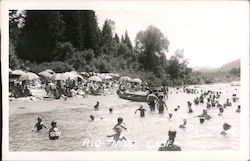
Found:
[1,0,249,160]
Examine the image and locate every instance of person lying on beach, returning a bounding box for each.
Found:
[113,117,127,131]
[94,101,100,110]
[235,105,240,113]
[33,117,47,131]
[179,119,187,128]
[49,121,61,140]
[107,126,127,142]
[220,123,231,135]
[157,95,167,114]
[135,104,146,117]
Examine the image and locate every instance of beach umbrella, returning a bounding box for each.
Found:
[76,74,84,80]
[51,73,66,81]
[38,71,53,78]
[64,72,77,80]
[80,72,90,77]
[103,75,113,80]
[88,76,102,82]
[119,76,131,82]
[44,69,55,74]
[11,70,25,76]
[18,72,39,81]
[131,78,142,84]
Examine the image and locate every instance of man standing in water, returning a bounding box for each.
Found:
[135,104,147,117]
[157,95,167,114]
[147,91,158,111]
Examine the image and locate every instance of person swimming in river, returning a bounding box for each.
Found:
[235,105,240,113]
[135,104,146,117]
[113,117,127,131]
[94,101,100,110]
[33,117,47,131]
[107,126,127,142]
[49,121,61,140]
[220,123,232,135]
[157,95,167,114]
[158,130,181,151]
[225,98,232,106]
[218,107,224,116]
[179,119,187,128]
[197,109,212,120]
[187,101,193,113]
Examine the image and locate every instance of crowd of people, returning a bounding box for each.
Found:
[31,83,240,151]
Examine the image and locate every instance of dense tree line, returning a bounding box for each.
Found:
[10,10,230,86]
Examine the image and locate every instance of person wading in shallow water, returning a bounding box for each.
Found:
[157,95,167,114]
[147,91,158,111]
[49,121,61,140]
[135,104,147,117]
[33,117,47,131]
[158,130,181,151]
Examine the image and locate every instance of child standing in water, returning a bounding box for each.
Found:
[94,101,100,110]
[49,121,61,140]
[157,95,167,114]
[33,117,47,131]
[113,117,127,130]
[107,126,127,142]
[135,104,147,117]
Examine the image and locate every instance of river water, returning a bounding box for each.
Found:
[9,83,240,151]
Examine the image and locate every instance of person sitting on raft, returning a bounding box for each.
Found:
[49,121,61,140]
[147,91,158,111]
[158,130,181,151]
[135,104,146,117]
[179,118,187,128]
[220,123,232,135]
[33,117,47,131]
[113,117,127,131]
[107,126,127,142]
[157,95,167,114]
[235,105,240,113]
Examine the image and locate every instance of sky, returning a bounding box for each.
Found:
[95,1,249,68]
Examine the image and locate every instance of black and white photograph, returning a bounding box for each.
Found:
[1,0,249,160]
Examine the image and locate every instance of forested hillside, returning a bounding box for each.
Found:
[9,10,240,86]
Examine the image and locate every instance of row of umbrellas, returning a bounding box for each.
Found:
[10,69,143,83]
